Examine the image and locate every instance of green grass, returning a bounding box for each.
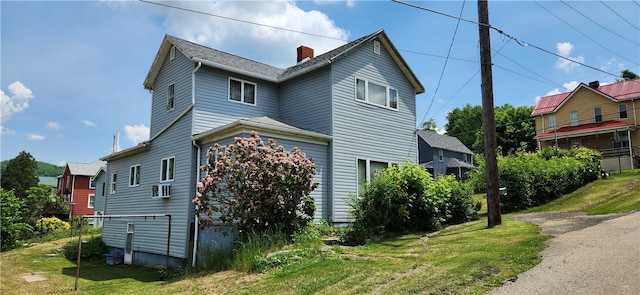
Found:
[525,169,640,214]
[3,170,637,294]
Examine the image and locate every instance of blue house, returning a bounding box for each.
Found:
[100,30,424,267]
[416,130,475,179]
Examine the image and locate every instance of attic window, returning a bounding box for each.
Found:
[170,46,176,60]
[374,41,381,55]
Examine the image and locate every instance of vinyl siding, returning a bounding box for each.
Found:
[193,67,280,134]
[197,133,330,221]
[330,38,418,222]
[102,111,194,260]
[280,67,332,134]
[150,48,194,138]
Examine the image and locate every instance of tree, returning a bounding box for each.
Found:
[419,118,439,132]
[444,104,483,152]
[24,184,69,227]
[194,132,318,239]
[1,151,38,199]
[619,69,639,81]
[1,188,32,251]
[473,104,536,155]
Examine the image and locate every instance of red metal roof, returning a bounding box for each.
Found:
[531,78,640,116]
[535,120,633,139]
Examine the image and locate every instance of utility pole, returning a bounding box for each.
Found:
[478,0,502,228]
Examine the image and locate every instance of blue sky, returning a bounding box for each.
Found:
[2,0,638,166]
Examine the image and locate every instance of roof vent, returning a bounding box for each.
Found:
[588,81,600,88]
[297,46,314,63]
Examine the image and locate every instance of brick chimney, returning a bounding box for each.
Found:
[297,46,314,63]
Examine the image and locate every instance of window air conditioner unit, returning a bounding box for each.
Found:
[152,184,171,198]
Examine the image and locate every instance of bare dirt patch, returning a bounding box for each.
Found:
[509,211,633,236]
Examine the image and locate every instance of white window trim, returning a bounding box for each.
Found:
[570,111,579,127]
[129,164,141,187]
[619,103,628,119]
[228,77,257,106]
[110,172,117,194]
[594,107,602,123]
[439,149,444,162]
[88,194,95,209]
[354,77,398,110]
[167,83,175,111]
[169,45,176,60]
[160,156,175,183]
[89,177,95,189]
[548,114,556,131]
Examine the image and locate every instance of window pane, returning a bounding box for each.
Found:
[161,160,168,181]
[594,108,602,122]
[130,166,135,186]
[389,89,398,109]
[570,111,578,126]
[357,159,366,190]
[549,114,556,130]
[244,83,255,104]
[619,104,628,119]
[229,79,241,101]
[168,158,175,180]
[356,79,365,101]
[136,166,140,185]
[370,161,388,179]
[368,83,386,106]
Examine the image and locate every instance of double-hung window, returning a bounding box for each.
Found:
[110,172,117,194]
[619,104,628,119]
[167,83,175,110]
[229,78,256,105]
[129,165,140,187]
[355,78,398,109]
[594,107,602,123]
[88,194,95,209]
[357,159,389,193]
[161,157,175,182]
[548,114,556,130]
[570,111,579,126]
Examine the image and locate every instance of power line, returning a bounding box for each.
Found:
[560,1,639,46]
[138,0,348,42]
[599,0,640,31]
[534,1,639,67]
[420,0,467,125]
[391,0,633,79]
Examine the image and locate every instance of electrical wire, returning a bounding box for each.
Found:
[560,0,639,46]
[598,0,640,31]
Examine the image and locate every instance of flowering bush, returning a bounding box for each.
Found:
[194,131,318,239]
[35,217,70,233]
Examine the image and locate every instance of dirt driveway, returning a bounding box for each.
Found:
[490,211,640,295]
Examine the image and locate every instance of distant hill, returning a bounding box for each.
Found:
[0,160,64,177]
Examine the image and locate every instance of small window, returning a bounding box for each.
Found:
[594,107,602,123]
[229,78,256,105]
[619,104,628,119]
[570,111,579,126]
[169,45,176,60]
[354,78,398,109]
[373,40,381,54]
[161,157,175,182]
[439,149,444,162]
[129,165,141,187]
[89,177,95,189]
[548,114,556,130]
[88,194,95,209]
[357,159,389,193]
[463,154,468,163]
[167,83,175,110]
[101,182,105,197]
[110,172,117,194]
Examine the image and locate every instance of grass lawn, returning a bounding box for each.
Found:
[2,169,637,294]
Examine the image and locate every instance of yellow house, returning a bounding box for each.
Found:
[531,78,640,171]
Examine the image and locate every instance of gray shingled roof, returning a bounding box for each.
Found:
[416,130,473,154]
[67,161,105,176]
[145,30,424,94]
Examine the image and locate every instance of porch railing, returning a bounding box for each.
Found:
[599,147,631,157]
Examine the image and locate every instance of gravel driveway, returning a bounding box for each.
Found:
[490,211,640,295]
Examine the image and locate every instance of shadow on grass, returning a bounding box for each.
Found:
[61,262,163,282]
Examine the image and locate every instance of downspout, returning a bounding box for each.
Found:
[191,61,202,268]
[192,140,201,267]
[628,128,633,169]
[633,99,637,126]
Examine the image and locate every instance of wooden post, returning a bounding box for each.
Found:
[477,0,502,227]
[74,219,83,291]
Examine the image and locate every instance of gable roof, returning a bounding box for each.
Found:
[66,161,105,177]
[144,30,425,94]
[416,130,472,154]
[532,78,640,116]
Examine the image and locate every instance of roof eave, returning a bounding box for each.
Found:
[194,120,332,146]
[100,142,150,162]
[191,57,279,83]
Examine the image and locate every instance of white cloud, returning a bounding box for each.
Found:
[57,160,67,167]
[1,81,34,123]
[0,125,15,135]
[124,124,150,145]
[83,120,97,127]
[314,0,355,7]
[47,121,61,130]
[27,134,45,140]
[554,42,584,72]
[155,1,349,67]
[535,80,581,103]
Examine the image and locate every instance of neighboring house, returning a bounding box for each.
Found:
[57,161,105,224]
[532,79,640,171]
[416,130,474,179]
[91,165,108,227]
[99,29,424,267]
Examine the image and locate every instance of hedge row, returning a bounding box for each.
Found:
[470,147,601,212]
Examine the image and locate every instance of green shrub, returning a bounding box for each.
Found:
[63,236,108,261]
[441,177,481,224]
[35,217,70,234]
